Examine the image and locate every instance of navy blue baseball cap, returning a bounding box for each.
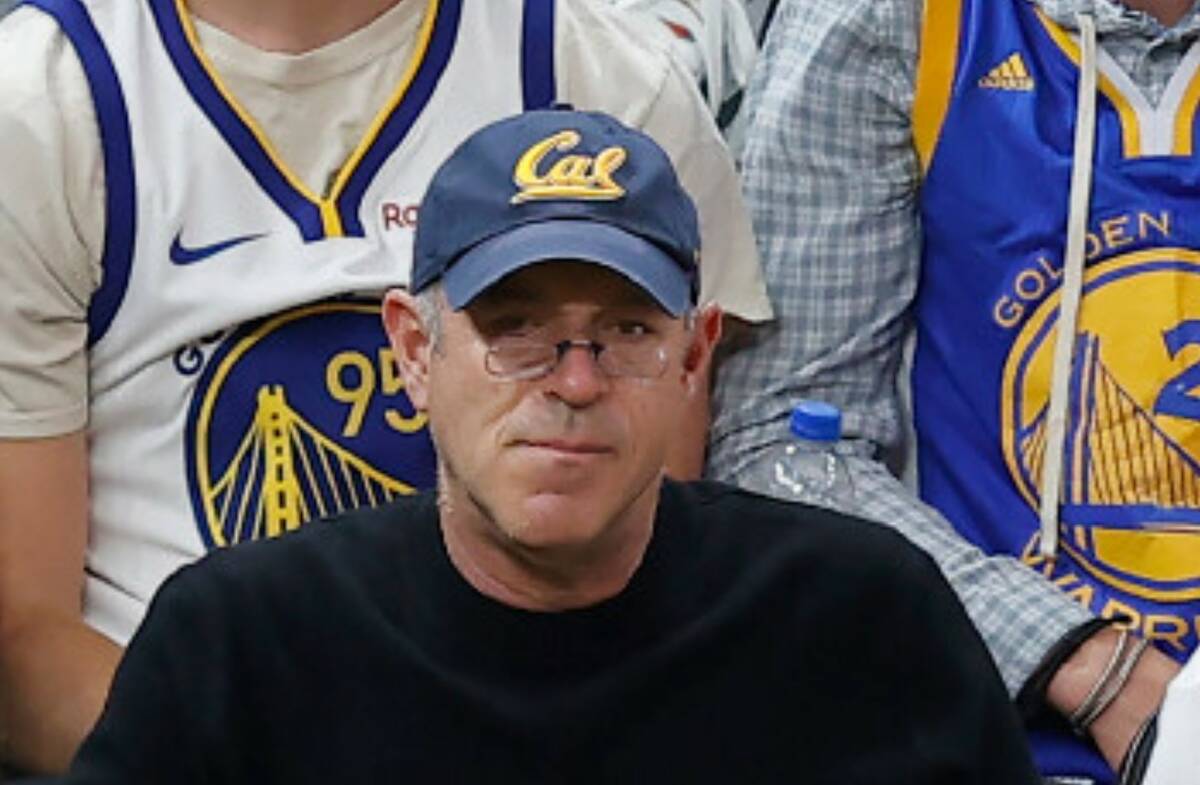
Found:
[411,108,700,316]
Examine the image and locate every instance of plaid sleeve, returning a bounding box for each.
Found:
[708,0,1093,695]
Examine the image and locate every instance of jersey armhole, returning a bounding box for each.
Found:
[26,0,136,347]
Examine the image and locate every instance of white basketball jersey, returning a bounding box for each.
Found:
[32,0,561,642]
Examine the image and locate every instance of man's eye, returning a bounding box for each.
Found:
[608,321,654,340]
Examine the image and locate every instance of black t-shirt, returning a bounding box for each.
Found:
[67,481,1038,784]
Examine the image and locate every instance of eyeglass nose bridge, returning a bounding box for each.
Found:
[552,338,606,364]
[541,338,612,379]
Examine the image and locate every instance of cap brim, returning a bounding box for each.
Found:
[440,221,694,316]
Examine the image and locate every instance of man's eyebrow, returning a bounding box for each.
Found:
[612,291,660,309]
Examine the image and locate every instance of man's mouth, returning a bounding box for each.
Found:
[516,438,611,455]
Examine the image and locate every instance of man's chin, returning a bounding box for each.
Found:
[500,490,606,546]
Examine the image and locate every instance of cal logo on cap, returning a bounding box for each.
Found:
[511,130,627,204]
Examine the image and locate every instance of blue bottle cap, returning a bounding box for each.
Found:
[789,400,842,442]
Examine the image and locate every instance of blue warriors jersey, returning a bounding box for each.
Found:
[914,0,1200,779]
[30,0,558,643]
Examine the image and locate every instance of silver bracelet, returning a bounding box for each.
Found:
[1070,631,1151,735]
[1068,628,1130,734]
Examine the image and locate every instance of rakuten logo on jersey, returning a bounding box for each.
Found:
[380,201,421,231]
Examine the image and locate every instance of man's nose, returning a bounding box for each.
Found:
[546,340,608,404]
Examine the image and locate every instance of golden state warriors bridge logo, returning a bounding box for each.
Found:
[184,301,436,548]
[1001,249,1200,651]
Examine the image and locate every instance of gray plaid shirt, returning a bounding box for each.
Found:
[709,0,1200,696]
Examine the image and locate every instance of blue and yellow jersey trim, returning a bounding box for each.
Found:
[912,0,962,173]
[915,0,1200,164]
[28,0,138,347]
[1174,71,1200,155]
[1035,7,1200,158]
[149,0,463,241]
[1032,8,1142,157]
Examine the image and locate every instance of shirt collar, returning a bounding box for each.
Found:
[1034,0,1200,39]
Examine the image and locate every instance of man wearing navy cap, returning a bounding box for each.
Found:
[62,109,1037,784]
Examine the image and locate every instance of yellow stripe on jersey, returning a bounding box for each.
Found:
[1173,67,1200,155]
[913,0,962,173]
[327,0,441,201]
[175,0,441,238]
[1034,8,1142,158]
[174,0,342,234]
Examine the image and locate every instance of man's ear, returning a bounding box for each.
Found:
[682,303,723,395]
[382,288,433,410]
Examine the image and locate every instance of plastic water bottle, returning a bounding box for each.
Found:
[750,400,854,509]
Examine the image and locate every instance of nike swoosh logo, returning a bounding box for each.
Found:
[169,231,265,265]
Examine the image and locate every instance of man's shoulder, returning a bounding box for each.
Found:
[166,493,437,604]
[664,480,959,643]
[667,479,936,580]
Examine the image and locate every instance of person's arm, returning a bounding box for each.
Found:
[710,0,1092,690]
[0,7,113,773]
[63,567,211,785]
[639,51,767,479]
[0,434,121,774]
[709,0,1174,767]
[853,457,1180,768]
